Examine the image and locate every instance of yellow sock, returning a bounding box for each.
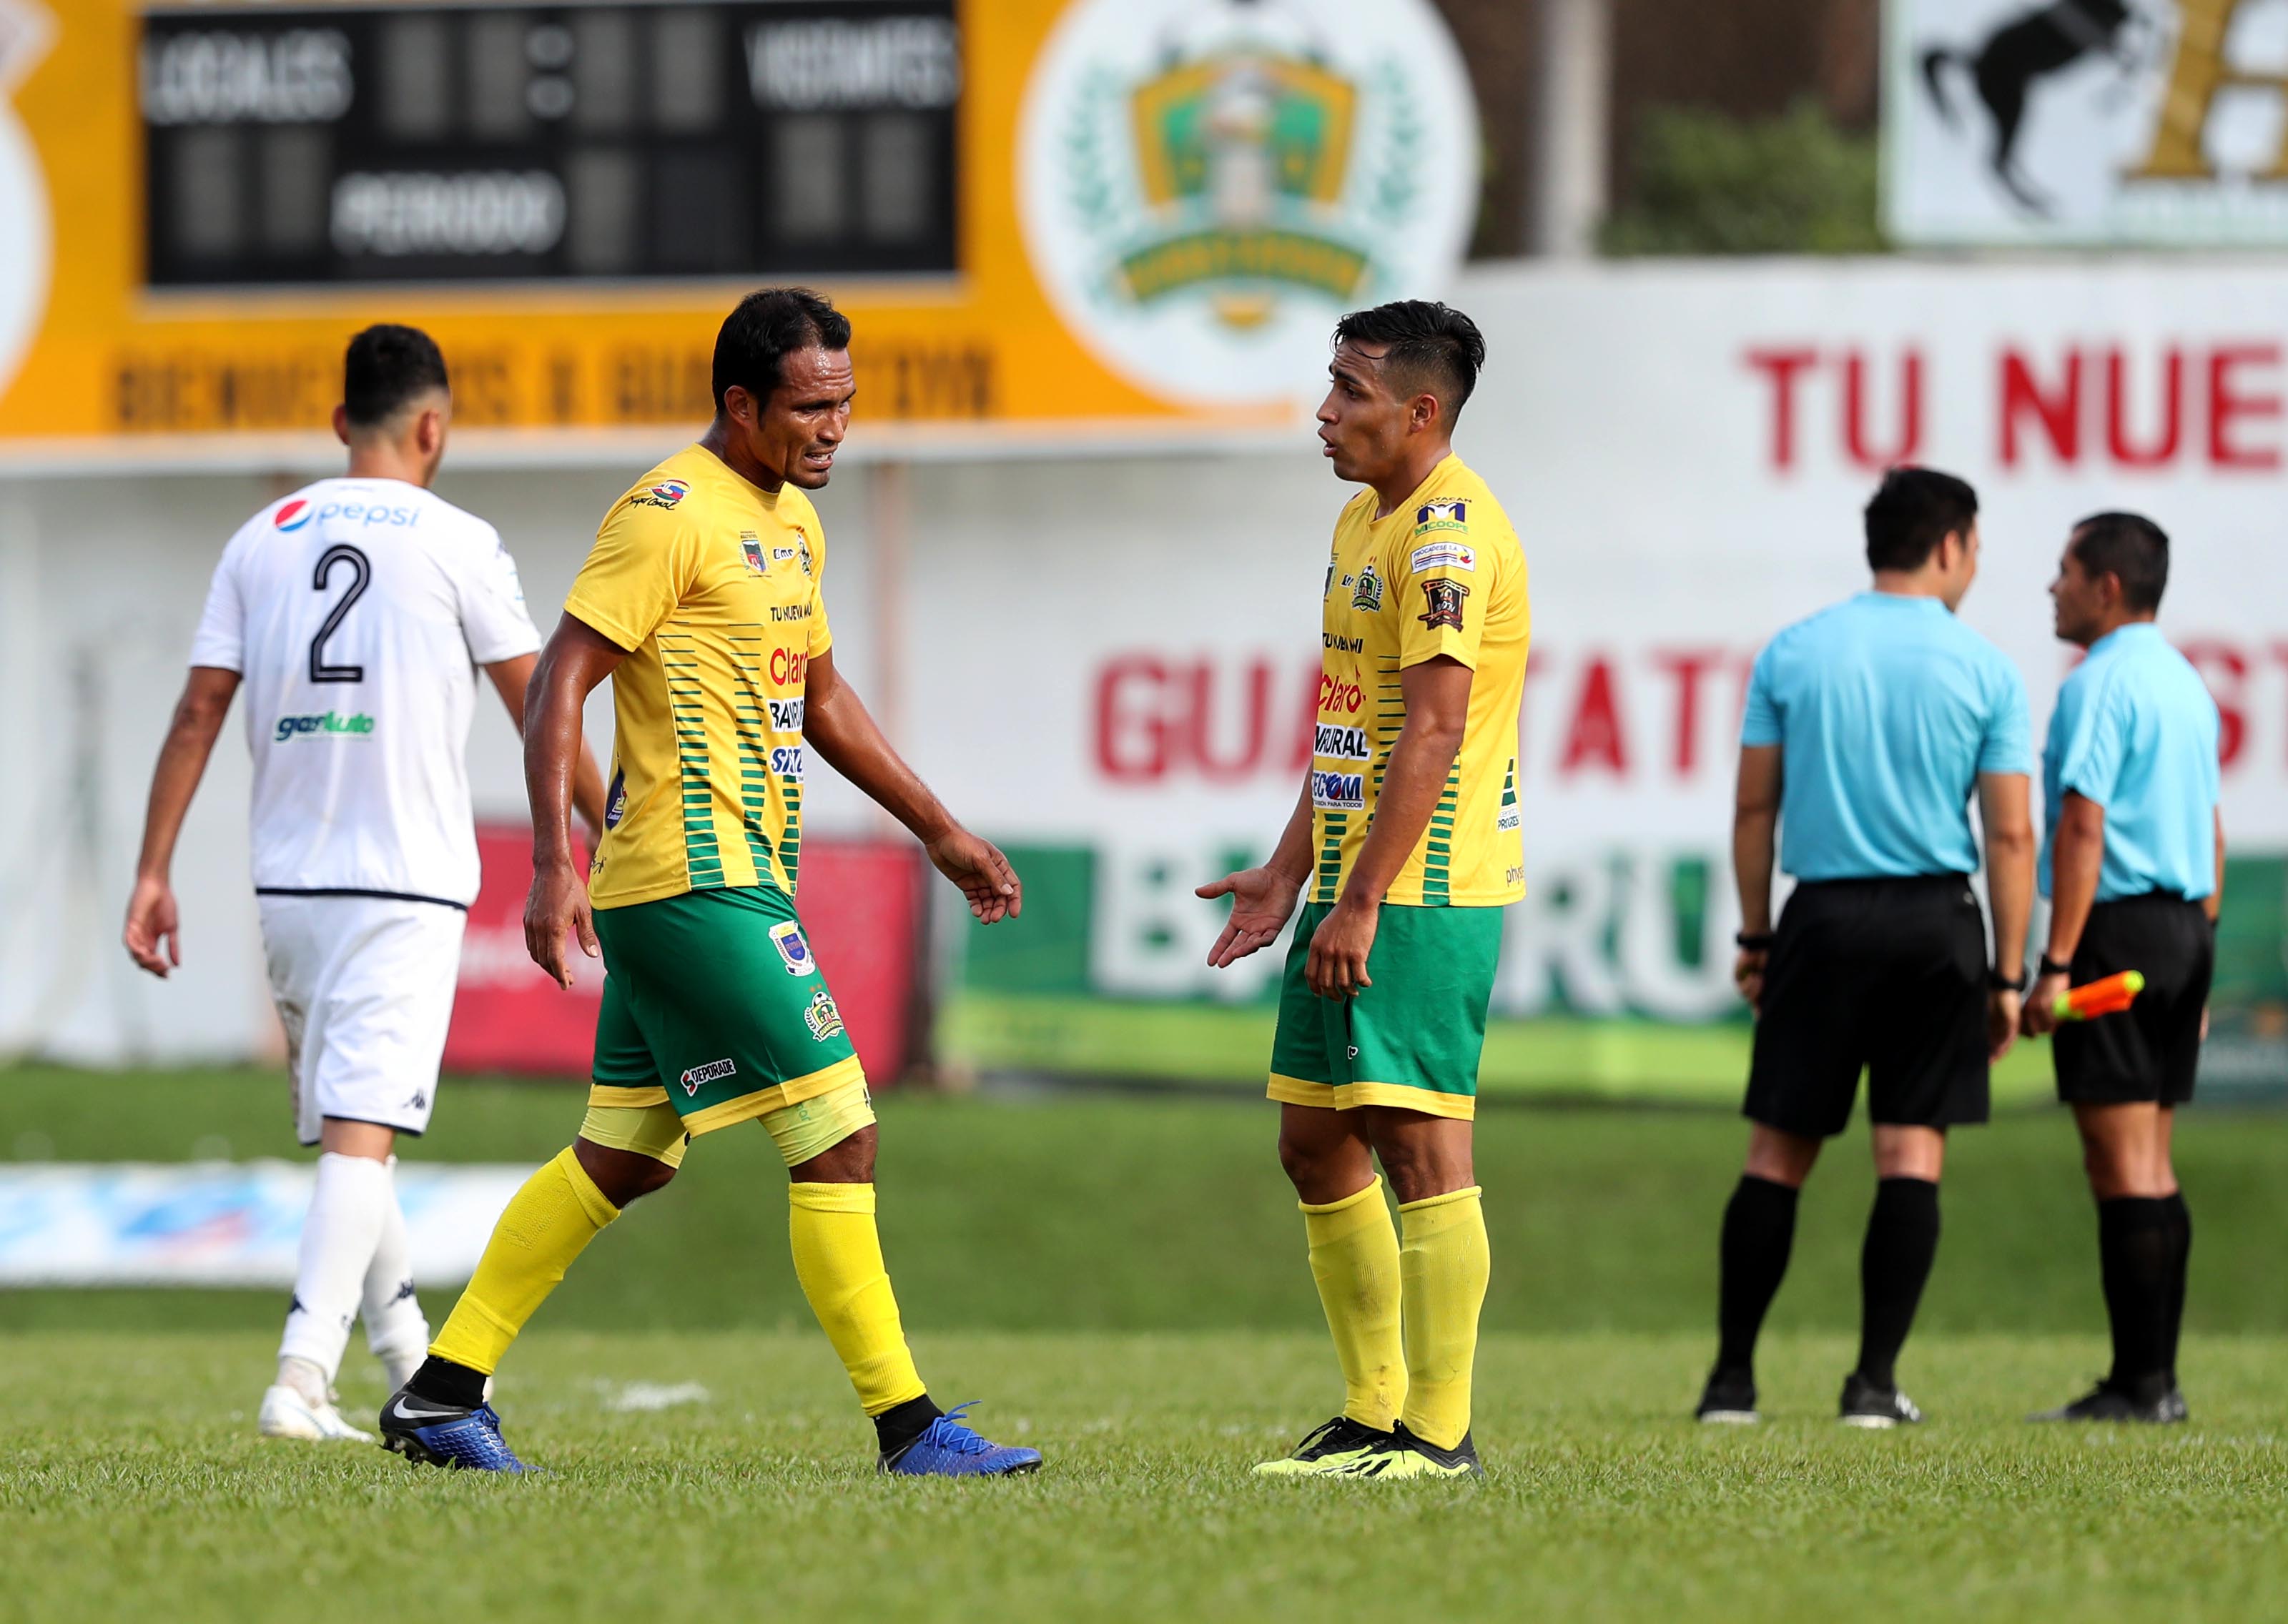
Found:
[1301,1177,1406,1431]
[428,1147,618,1375]
[1397,1186,1489,1451]
[788,1183,927,1416]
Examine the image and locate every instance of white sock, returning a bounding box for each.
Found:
[361,1159,430,1389]
[278,1152,392,1381]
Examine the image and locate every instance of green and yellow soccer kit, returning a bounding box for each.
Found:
[565,444,859,1144]
[1269,452,1531,1122]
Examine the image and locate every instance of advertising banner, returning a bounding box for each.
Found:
[0,0,1476,459]
[1886,0,2288,245]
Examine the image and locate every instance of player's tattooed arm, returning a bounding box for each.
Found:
[1197,781,1311,969]
[802,648,1022,925]
[1309,657,1472,999]
[1731,743,1782,1014]
[523,613,628,989]
[124,665,242,978]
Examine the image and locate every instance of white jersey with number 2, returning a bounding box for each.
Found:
[189,477,542,907]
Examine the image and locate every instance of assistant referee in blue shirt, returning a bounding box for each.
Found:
[2021,513,2222,1425]
[1697,467,2036,1429]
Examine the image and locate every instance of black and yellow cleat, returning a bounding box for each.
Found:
[1336,1421,1484,1480]
[1253,1415,1394,1477]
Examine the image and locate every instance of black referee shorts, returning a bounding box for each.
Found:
[1745,874,1990,1139]
[2054,893,2214,1107]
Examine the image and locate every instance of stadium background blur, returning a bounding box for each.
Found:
[4,1,2288,1617]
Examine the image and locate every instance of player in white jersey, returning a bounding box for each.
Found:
[123,326,604,1443]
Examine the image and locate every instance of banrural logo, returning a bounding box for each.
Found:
[274,710,375,743]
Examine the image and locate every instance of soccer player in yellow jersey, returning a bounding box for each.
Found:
[380,289,1041,1476]
[1201,301,1528,1479]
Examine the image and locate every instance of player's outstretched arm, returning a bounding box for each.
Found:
[2023,791,2106,1036]
[124,665,241,978]
[485,652,608,844]
[802,648,1020,924]
[1196,780,1311,969]
[523,614,627,989]
[1978,771,2035,1059]
[1732,743,1782,1014]
[1307,656,1472,999]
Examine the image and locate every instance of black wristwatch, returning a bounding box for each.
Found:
[1735,931,1775,951]
[2038,953,2073,978]
[1988,968,2027,993]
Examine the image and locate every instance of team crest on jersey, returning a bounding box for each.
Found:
[274,498,314,532]
[1351,561,1384,612]
[1414,498,1468,535]
[793,528,815,576]
[769,919,817,976]
[632,479,690,511]
[803,987,845,1042]
[741,533,766,575]
[1418,578,1470,631]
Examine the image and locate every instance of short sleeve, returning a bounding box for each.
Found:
[563,495,700,653]
[1395,510,1486,670]
[1978,656,2033,776]
[187,539,247,673]
[1740,643,1783,748]
[2054,676,2129,806]
[805,522,834,660]
[456,525,544,665]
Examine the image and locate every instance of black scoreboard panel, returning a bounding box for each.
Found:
[139,1,960,286]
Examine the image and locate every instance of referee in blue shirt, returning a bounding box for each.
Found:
[1697,468,2036,1428]
[2021,513,2222,1425]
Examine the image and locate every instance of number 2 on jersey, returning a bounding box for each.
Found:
[309,544,371,683]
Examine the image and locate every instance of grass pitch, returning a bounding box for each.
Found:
[4,1328,2285,1623]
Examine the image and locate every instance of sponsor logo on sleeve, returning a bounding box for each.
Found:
[1414,498,1468,535]
[767,697,806,734]
[679,1057,736,1096]
[1409,540,1476,573]
[1311,769,1366,810]
[1349,560,1384,612]
[631,478,690,511]
[741,533,766,574]
[803,987,845,1042]
[1417,578,1469,632]
[1313,723,1371,762]
[793,528,814,576]
[769,919,817,976]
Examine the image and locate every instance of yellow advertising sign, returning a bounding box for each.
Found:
[0,0,1476,458]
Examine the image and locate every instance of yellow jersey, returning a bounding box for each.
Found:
[566,445,833,910]
[1311,452,1530,908]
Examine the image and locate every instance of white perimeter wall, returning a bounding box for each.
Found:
[5,259,2284,1064]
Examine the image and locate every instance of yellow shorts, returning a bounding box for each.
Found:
[579,1076,876,1172]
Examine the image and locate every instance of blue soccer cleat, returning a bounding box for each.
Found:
[877,1402,1042,1477]
[378,1386,536,1473]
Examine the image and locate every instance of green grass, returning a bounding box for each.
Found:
[940,991,2063,1105]
[4,1328,2287,1622]
[7,1069,2288,1618]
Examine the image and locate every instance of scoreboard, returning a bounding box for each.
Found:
[138,0,960,286]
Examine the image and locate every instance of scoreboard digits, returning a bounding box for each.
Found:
[139,1,960,286]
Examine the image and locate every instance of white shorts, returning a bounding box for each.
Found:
[257,893,467,1147]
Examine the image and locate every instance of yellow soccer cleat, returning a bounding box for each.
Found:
[1252,1415,1394,1477]
[1334,1422,1484,1480]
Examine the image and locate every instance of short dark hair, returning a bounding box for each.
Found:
[1863,466,1979,572]
[713,287,852,412]
[342,325,448,427]
[1331,300,1486,422]
[2071,511,2170,613]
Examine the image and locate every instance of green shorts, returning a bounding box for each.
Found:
[588,886,864,1137]
[1267,901,1504,1122]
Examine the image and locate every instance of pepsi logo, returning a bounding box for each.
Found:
[275,499,312,531]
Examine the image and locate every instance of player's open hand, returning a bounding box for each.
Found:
[1733,948,1769,1014]
[927,829,1022,924]
[1987,987,2022,1062]
[525,858,598,989]
[123,873,182,979]
[1196,866,1303,968]
[1306,896,1378,999]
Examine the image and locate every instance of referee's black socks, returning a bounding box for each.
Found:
[2161,1192,2192,1387]
[1716,1176,1800,1377]
[2099,1195,2179,1397]
[1855,1177,1941,1392]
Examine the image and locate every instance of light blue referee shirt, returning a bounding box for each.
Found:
[1742,593,2032,881]
[2040,623,2221,901]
